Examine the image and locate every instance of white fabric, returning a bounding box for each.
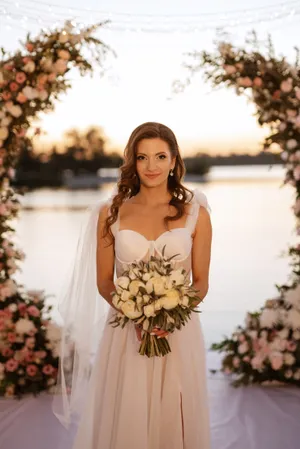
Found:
[66,188,212,449]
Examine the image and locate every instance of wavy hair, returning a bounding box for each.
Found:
[103,122,193,243]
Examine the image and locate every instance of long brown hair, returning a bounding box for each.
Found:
[103,122,193,242]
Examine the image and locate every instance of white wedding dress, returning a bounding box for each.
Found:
[72,190,211,449]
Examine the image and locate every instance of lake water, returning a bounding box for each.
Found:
[14,165,296,347]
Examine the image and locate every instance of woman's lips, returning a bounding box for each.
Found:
[145,173,160,179]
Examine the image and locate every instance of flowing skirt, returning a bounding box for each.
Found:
[73,308,211,449]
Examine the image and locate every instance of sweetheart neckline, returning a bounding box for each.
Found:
[116,227,189,243]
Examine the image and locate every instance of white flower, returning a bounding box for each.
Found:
[151,277,167,296]
[287,139,298,150]
[284,284,300,310]
[247,330,258,339]
[285,309,300,330]
[142,294,151,304]
[121,299,143,319]
[121,290,131,302]
[277,328,289,339]
[116,276,130,290]
[159,289,180,310]
[22,86,39,100]
[15,318,35,334]
[281,151,289,161]
[1,116,12,127]
[146,279,154,294]
[23,61,35,73]
[181,295,189,307]
[6,104,22,118]
[284,369,293,379]
[238,342,249,354]
[293,330,300,340]
[144,303,156,318]
[129,280,145,296]
[142,272,151,282]
[169,269,185,286]
[0,127,8,140]
[8,303,17,312]
[259,308,280,328]
[270,337,286,352]
[38,90,48,101]
[284,353,296,366]
[112,294,122,309]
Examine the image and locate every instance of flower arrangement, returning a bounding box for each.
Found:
[176,33,300,386]
[0,20,112,397]
[110,247,201,357]
[211,284,300,387]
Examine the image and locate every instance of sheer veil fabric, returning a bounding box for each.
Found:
[53,188,212,449]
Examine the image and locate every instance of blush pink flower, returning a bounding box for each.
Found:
[15,72,26,84]
[25,43,34,52]
[5,359,19,372]
[25,351,34,362]
[42,364,55,375]
[253,77,263,87]
[27,305,40,317]
[270,353,283,370]
[35,350,47,358]
[286,341,297,351]
[2,91,11,101]
[3,63,14,71]
[280,79,293,93]
[18,303,27,315]
[7,332,16,343]
[25,337,35,349]
[2,348,13,358]
[16,93,28,104]
[26,364,38,376]
[9,82,19,92]
[293,166,300,181]
[237,76,253,87]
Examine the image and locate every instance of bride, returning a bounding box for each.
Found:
[55,122,212,449]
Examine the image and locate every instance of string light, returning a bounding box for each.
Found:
[0,0,299,34]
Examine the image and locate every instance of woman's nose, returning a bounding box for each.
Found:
[147,158,157,170]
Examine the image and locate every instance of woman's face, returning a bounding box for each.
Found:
[135,138,175,188]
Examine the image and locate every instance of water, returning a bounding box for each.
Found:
[14,165,296,347]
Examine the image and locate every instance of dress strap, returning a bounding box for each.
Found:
[185,189,211,235]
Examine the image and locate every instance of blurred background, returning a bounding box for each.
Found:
[1,0,298,346]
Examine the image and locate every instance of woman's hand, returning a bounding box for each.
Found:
[134,324,169,342]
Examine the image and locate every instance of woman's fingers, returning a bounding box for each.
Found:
[135,325,142,342]
[150,328,169,338]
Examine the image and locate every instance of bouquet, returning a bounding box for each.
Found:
[109,247,201,357]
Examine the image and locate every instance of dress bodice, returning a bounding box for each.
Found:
[108,189,211,279]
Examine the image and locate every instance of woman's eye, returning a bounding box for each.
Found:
[136,155,145,160]
[158,155,166,159]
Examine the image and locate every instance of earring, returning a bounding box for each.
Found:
[169,168,174,177]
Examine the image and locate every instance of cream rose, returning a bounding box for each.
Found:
[121,300,143,319]
[129,280,145,296]
[159,289,180,310]
[116,276,130,290]
[144,303,156,317]
[151,277,166,296]
[121,290,131,302]
[169,269,185,286]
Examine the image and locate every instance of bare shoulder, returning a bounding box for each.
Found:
[194,205,212,234]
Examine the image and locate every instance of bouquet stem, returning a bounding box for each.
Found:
[138,332,171,357]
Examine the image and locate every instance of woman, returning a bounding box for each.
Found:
[55,122,212,449]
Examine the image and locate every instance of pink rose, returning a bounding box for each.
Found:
[42,364,55,375]
[25,337,35,349]
[26,364,38,376]
[18,303,27,315]
[16,92,28,104]
[2,348,13,358]
[26,43,34,52]
[224,64,236,75]
[238,342,249,354]
[286,341,297,351]
[253,77,263,87]
[7,332,16,343]
[35,350,47,359]
[2,91,11,101]
[238,334,245,342]
[5,358,19,372]
[15,72,27,84]
[280,79,293,93]
[22,57,31,64]
[237,76,252,87]
[270,353,283,370]
[9,82,19,92]
[251,355,264,370]
[27,305,40,317]
[25,351,34,362]
[243,356,250,363]
[48,73,56,82]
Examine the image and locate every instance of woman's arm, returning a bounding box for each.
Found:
[96,204,119,311]
[191,206,212,306]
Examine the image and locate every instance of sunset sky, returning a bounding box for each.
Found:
[0,0,299,155]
